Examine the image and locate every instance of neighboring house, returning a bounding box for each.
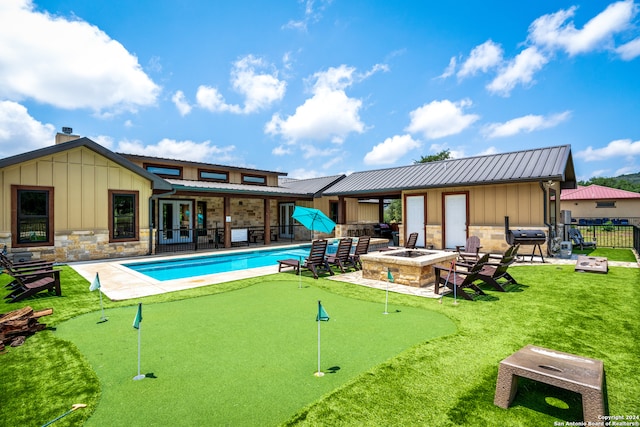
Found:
[323,145,577,253]
[0,134,343,262]
[560,184,640,225]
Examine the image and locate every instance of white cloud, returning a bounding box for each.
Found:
[300,144,341,159]
[194,55,285,114]
[364,134,421,165]
[288,168,323,179]
[575,138,640,161]
[405,99,480,139]
[438,56,457,79]
[482,111,571,138]
[616,37,640,60]
[265,65,368,143]
[272,145,292,156]
[0,0,159,113]
[172,90,192,116]
[0,101,55,157]
[528,1,636,56]
[231,55,286,113]
[90,135,115,150]
[117,138,237,163]
[282,0,331,31]
[457,40,503,78]
[486,47,548,96]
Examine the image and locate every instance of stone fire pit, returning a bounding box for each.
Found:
[360,249,458,287]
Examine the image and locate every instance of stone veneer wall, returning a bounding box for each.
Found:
[425,225,549,254]
[2,229,151,263]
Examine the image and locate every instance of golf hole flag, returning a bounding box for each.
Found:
[133,303,142,329]
[89,273,101,291]
[314,300,329,377]
[316,301,330,322]
[387,268,394,283]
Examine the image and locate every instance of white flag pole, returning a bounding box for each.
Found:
[315,319,323,377]
[384,279,389,315]
[133,324,145,381]
[98,290,107,323]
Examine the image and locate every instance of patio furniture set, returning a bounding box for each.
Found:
[1,247,62,303]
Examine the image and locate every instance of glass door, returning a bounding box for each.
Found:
[279,203,295,239]
[159,200,193,244]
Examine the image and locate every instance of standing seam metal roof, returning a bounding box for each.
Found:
[323,145,574,195]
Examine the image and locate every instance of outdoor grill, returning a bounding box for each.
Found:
[504,216,547,262]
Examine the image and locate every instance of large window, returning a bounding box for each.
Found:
[109,190,138,241]
[12,185,54,247]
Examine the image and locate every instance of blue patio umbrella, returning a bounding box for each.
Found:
[291,206,336,235]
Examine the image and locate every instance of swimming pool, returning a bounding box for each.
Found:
[124,245,330,281]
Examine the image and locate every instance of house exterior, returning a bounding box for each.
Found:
[323,145,577,253]
[1,133,576,262]
[0,134,344,262]
[560,184,640,226]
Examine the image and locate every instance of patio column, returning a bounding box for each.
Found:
[264,198,271,245]
[378,197,384,223]
[338,196,346,224]
[224,196,231,248]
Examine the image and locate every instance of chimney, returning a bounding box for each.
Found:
[55,127,80,144]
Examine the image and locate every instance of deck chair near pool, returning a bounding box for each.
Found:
[455,236,482,263]
[568,228,597,250]
[325,238,354,273]
[347,235,371,270]
[277,239,334,279]
[4,269,61,303]
[433,254,490,301]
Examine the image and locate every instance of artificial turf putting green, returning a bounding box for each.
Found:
[54,278,456,426]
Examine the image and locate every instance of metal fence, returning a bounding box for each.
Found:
[566,224,637,249]
[153,225,321,254]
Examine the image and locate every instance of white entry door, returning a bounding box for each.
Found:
[159,200,193,244]
[405,195,426,247]
[444,193,467,249]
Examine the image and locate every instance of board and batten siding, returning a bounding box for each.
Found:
[0,146,153,261]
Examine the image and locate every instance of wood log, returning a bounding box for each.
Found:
[0,306,53,350]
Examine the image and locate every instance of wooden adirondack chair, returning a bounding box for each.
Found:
[277,239,334,279]
[347,235,370,270]
[325,238,354,273]
[5,269,61,303]
[433,254,490,301]
[456,236,482,263]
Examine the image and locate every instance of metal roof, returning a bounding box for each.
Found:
[323,145,576,196]
[0,137,173,191]
[279,174,346,197]
[168,176,342,198]
[561,184,640,200]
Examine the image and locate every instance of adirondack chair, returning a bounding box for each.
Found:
[433,254,490,301]
[277,239,334,279]
[455,236,482,263]
[347,235,370,270]
[476,245,520,292]
[325,238,354,273]
[5,269,61,303]
[380,232,419,251]
[1,252,56,290]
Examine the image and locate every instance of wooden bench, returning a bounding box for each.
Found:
[494,345,606,423]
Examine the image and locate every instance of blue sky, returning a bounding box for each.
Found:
[1,1,639,181]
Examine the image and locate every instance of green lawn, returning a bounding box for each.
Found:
[1,253,639,426]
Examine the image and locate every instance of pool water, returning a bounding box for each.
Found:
[124,244,334,281]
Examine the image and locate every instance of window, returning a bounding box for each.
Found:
[12,185,54,247]
[109,190,138,241]
[144,163,182,178]
[199,169,229,182]
[242,174,266,185]
[596,201,615,208]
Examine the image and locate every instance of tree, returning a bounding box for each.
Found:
[414,149,451,164]
[578,176,640,193]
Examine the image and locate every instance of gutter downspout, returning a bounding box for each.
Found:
[149,189,177,255]
[539,181,553,256]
